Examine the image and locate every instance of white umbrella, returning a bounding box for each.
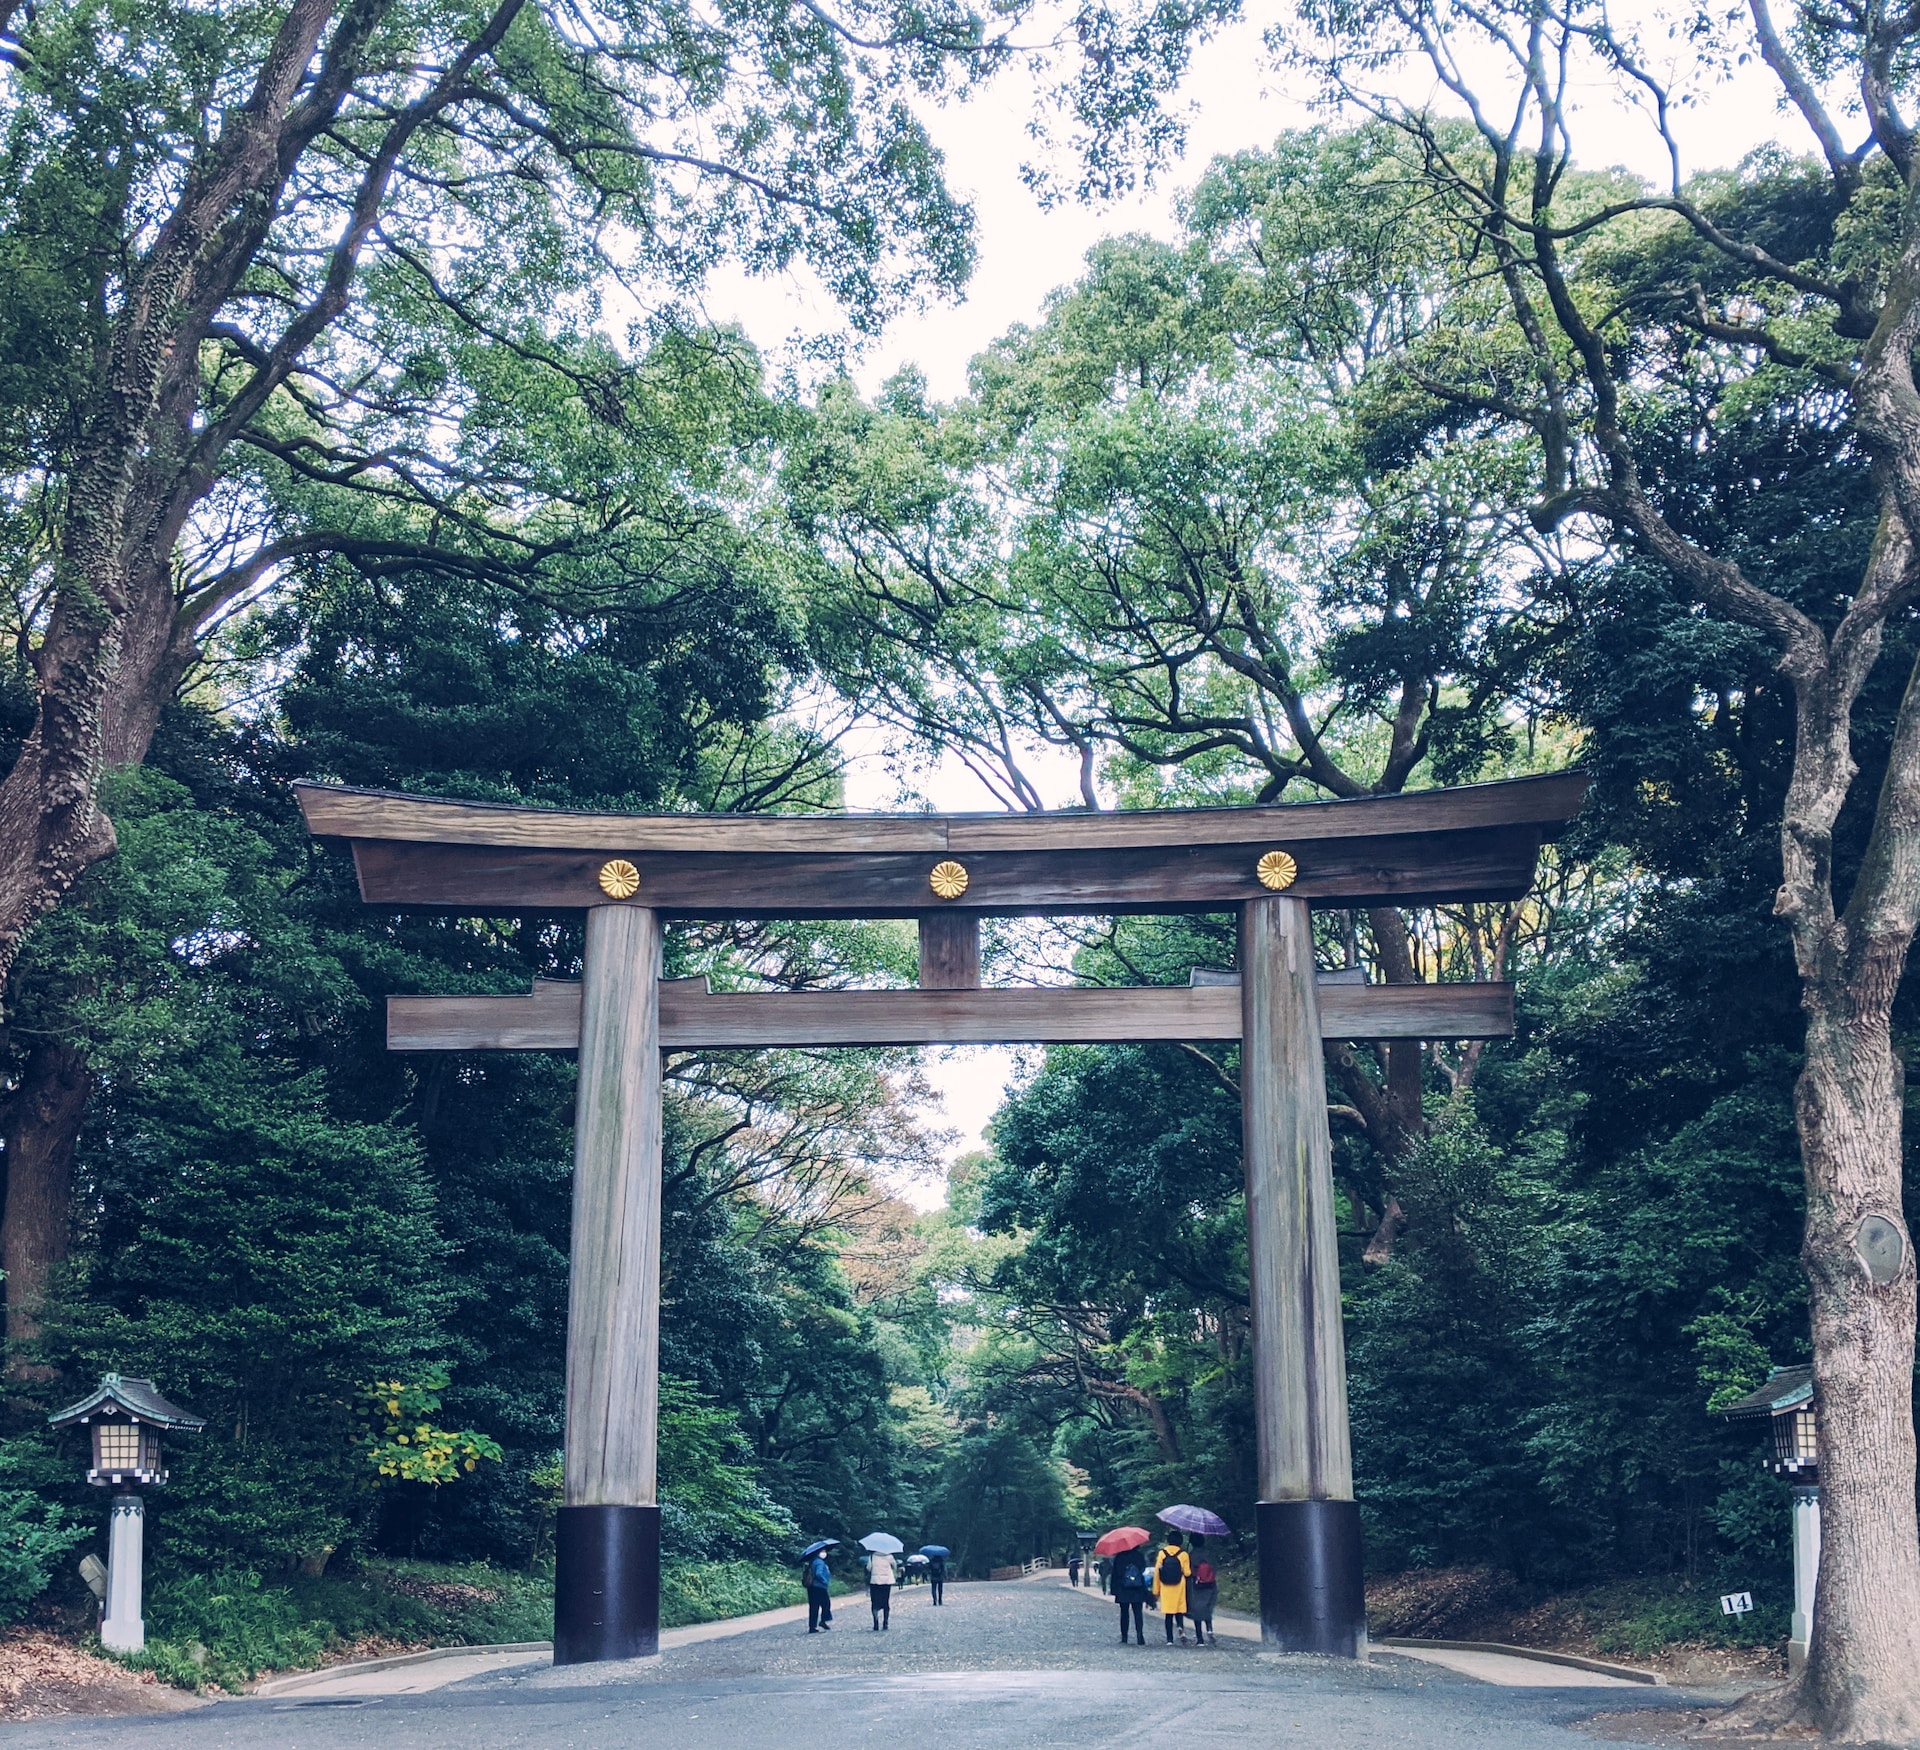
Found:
[859,1531,905,1553]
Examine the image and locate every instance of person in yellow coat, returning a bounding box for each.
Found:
[1151,1531,1194,1644]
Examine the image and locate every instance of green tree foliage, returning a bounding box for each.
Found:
[0,319,949,1603]
[856,118,1918,1613]
[793,132,1578,1232]
[360,1374,504,1489]
[11,762,444,1571]
[924,1420,1075,1576]
[0,1443,86,1624]
[656,1376,801,1563]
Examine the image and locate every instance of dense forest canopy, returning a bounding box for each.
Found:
[789,120,1916,1609]
[3,0,1920,1721]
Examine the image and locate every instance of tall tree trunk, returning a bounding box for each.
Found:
[0,0,385,989]
[1770,641,1920,1741]
[1797,979,1920,1740]
[0,555,192,1371]
[0,1040,89,1361]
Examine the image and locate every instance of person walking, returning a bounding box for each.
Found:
[1112,1543,1151,1644]
[1067,1551,1082,1588]
[1096,1556,1110,1595]
[1187,1553,1218,1646]
[806,1550,834,1633]
[1152,1531,1193,1643]
[928,1550,946,1605]
[868,1548,897,1630]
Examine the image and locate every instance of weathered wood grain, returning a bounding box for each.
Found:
[389,979,586,1049]
[564,906,662,1509]
[1242,896,1354,1504]
[348,824,1548,916]
[918,913,981,989]
[299,772,1588,854]
[945,772,1590,850]
[299,785,946,852]
[386,978,1515,1050]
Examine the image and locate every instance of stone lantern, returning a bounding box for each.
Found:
[49,1375,205,1653]
[1717,1363,1817,1674]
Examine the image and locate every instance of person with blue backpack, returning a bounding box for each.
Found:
[1112,1542,1152,1644]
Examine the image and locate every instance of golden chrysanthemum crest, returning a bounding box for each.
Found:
[597,859,641,900]
[928,860,970,900]
[1255,850,1298,892]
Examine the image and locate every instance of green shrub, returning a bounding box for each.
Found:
[1583,1579,1789,1657]
[1213,1557,1258,1616]
[657,1379,801,1562]
[121,1554,824,1691]
[661,1559,806,1627]
[0,1487,87,1623]
[127,1559,550,1692]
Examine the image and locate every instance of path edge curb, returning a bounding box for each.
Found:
[251,1641,552,1697]
[1377,1636,1666,1685]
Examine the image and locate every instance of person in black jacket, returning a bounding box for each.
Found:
[1112,1545,1151,1644]
[927,1551,946,1605]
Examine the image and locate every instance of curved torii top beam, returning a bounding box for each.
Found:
[295,771,1589,919]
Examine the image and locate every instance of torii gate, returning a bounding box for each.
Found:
[297,771,1587,1665]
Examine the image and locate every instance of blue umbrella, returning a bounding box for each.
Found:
[800,1538,838,1559]
[918,1545,951,1558]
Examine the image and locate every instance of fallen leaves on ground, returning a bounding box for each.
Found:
[0,1628,203,1719]
[1578,1707,1820,1744]
[1365,1567,1787,1684]
[382,1575,504,1611]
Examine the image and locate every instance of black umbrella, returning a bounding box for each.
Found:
[918,1545,951,1558]
[800,1538,839,1559]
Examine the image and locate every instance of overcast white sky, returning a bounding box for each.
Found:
[706,3,1826,403]
[715,5,1834,1201]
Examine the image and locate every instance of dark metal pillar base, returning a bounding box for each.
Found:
[1257,1499,1366,1656]
[554,1504,660,1664]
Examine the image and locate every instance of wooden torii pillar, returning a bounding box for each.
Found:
[298,773,1586,1664]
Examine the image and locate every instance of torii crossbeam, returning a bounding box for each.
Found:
[297,771,1587,1665]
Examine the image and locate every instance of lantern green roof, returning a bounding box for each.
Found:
[48,1373,205,1431]
[1715,1364,1813,1420]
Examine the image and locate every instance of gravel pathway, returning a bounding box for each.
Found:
[0,1573,1750,1748]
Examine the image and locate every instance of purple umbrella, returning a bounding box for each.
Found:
[1156,1504,1230,1537]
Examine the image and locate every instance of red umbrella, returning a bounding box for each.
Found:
[1092,1526,1151,1557]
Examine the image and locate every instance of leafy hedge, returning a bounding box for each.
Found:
[660,1559,808,1626]
[119,1554,834,1691]
[127,1559,550,1692]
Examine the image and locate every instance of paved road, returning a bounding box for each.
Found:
[0,1576,1734,1748]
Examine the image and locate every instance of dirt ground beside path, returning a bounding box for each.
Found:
[0,1629,205,1722]
[1360,1568,1786,1688]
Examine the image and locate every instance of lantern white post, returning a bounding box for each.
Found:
[1789,1488,1820,1676]
[47,1375,204,1660]
[99,1494,145,1653]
